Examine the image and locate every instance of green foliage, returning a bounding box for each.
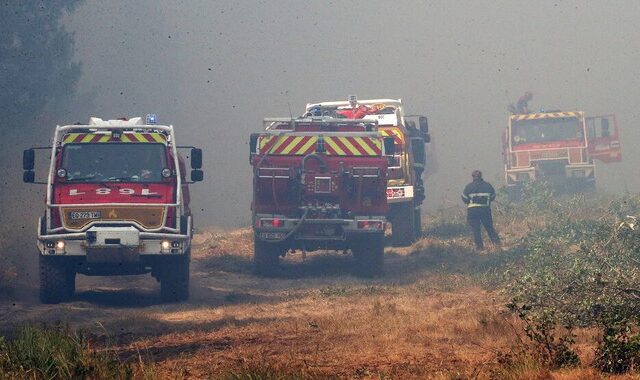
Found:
[0,325,131,379]
[502,204,640,373]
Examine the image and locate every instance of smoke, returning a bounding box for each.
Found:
[50,0,640,227]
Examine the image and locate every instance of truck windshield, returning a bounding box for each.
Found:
[61,143,168,182]
[511,117,582,145]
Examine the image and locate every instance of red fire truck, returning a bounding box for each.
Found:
[23,116,203,303]
[503,111,621,196]
[303,98,431,247]
[249,117,392,276]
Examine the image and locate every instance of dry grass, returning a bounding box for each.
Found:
[3,201,640,378]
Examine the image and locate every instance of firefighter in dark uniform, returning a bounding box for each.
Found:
[462,170,501,250]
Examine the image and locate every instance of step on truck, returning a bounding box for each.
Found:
[23,115,203,303]
[249,116,393,276]
[303,97,431,247]
[503,110,621,197]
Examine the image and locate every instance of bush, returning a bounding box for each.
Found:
[503,211,640,373]
[0,325,132,379]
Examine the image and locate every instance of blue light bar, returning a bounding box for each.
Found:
[146,114,157,125]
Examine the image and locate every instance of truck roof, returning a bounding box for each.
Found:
[510,111,584,121]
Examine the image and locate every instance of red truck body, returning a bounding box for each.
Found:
[250,117,391,276]
[503,111,621,196]
[23,116,203,303]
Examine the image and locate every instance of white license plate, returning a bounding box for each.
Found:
[259,232,286,240]
[69,211,101,220]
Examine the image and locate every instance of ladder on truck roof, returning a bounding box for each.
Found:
[263,117,379,132]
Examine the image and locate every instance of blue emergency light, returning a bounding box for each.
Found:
[146,114,157,125]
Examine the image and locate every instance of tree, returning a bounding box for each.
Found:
[0,1,82,130]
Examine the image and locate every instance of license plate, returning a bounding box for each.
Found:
[69,211,101,220]
[259,232,286,240]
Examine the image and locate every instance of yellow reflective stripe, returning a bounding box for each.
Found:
[120,134,131,142]
[99,135,111,142]
[258,136,273,150]
[151,133,165,142]
[295,136,316,154]
[338,136,361,155]
[354,137,376,155]
[325,137,346,155]
[270,136,289,153]
[280,136,303,154]
[132,133,145,142]
[64,133,80,143]
[80,134,94,143]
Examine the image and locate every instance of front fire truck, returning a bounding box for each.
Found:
[503,111,621,196]
[249,117,391,276]
[23,116,203,303]
[303,98,431,247]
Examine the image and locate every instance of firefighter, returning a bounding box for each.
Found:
[516,91,533,114]
[462,170,501,250]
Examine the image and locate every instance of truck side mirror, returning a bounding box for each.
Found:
[383,137,395,155]
[191,169,204,182]
[411,137,426,165]
[419,116,430,142]
[23,149,35,170]
[23,170,35,183]
[190,148,202,169]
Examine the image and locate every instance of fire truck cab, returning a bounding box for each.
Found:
[503,111,621,196]
[23,116,203,303]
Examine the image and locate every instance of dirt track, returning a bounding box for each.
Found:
[0,229,514,378]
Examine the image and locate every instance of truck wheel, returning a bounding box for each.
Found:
[253,238,281,276]
[160,254,190,303]
[391,203,416,247]
[414,207,422,240]
[39,256,74,304]
[353,233,384,277]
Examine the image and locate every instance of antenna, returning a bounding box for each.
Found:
[287,102,293,119]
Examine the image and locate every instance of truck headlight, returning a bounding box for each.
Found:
[161,240,171,252]
[55,240,65,253]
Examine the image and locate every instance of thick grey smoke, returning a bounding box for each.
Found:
[59,0,640,227]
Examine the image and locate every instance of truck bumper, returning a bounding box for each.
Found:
[253,214,385,250]
[37,225,191,258]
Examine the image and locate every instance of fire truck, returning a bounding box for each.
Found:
[23,116,203,303]
[303,98,431,247]
[503,111,621,196]
[249,116,393,276]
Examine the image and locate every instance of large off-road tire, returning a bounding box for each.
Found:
[391,202,416,247]
[353,233,384,277]
[414,206,422,240]
[39,256,75,304]
[253,238,282,276]
[160,254,190,303]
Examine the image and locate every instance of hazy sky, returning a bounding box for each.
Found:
[62,0,640,226]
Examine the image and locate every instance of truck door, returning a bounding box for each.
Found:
[586,114,621,163]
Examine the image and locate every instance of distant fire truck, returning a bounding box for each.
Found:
[23,116,203,303]
[303,98,431,246]
[503,111,621,196]
[249,116,392,276]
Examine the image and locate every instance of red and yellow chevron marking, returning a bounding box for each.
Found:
[63,132,167,144]
[259,135,318,155]
[258,135,382,156]
[511,111,584,121]
[324,136,381,156]
[379,128,404,145]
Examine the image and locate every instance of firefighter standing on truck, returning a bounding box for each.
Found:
[462,170,501,250]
